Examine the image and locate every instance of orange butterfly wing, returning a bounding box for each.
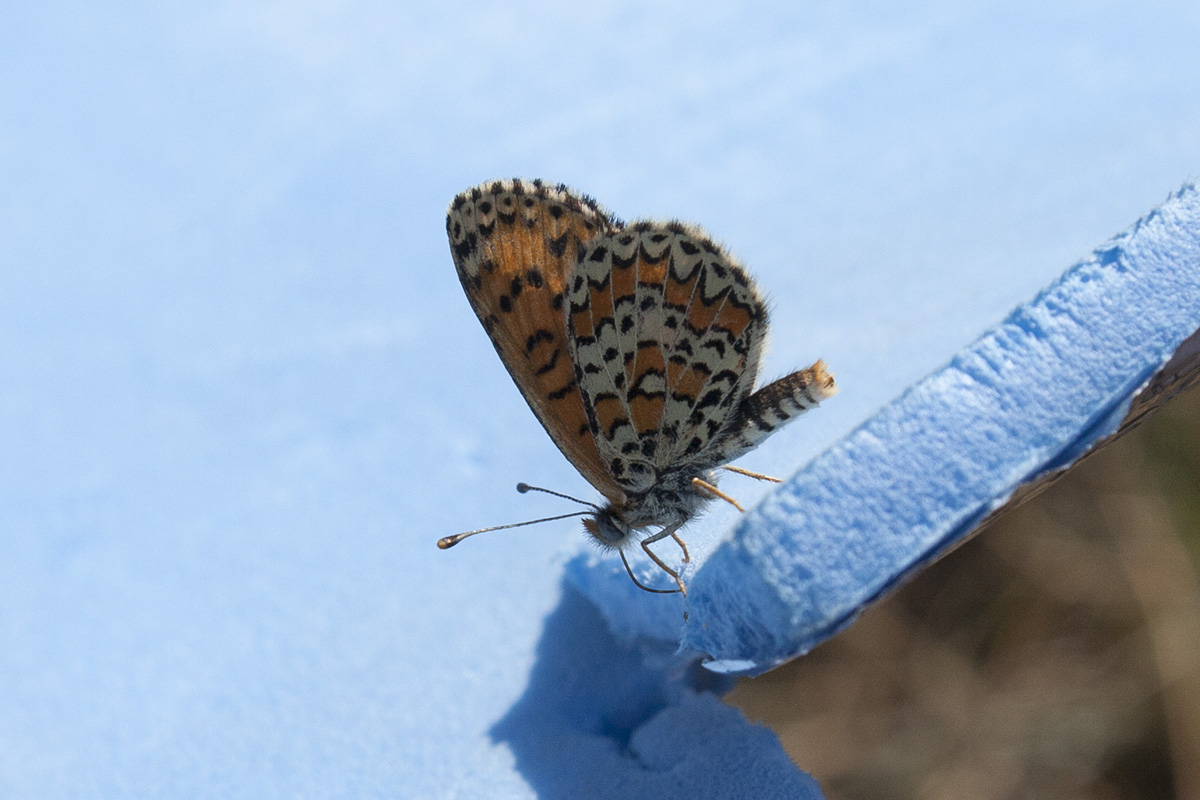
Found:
[446,179,628,505]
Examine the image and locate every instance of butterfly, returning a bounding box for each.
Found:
[439,179,836,595]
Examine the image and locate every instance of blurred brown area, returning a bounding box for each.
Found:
[727,387,1200,800]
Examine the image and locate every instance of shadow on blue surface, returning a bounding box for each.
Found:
[491,582,823,799]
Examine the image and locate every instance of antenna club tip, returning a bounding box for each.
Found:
[437,536,459,549]
[516,482,531,493]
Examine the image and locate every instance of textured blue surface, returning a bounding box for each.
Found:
[673,184,1200,672]
[4,2,1200,797]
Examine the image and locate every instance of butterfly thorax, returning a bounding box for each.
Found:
[585,466,718,549]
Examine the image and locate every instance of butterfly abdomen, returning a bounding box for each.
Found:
[718,361,838,462]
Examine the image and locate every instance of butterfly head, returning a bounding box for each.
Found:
[582,506,634,550]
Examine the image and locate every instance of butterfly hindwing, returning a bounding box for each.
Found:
[446,179,628,503]
[566,222,770,494]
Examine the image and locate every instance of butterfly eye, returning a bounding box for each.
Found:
[585,511,629,549]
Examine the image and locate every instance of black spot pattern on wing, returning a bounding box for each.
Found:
[566,222,769,492]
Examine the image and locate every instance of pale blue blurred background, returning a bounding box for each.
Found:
[2,2,1199,796]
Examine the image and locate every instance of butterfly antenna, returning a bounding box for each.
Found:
[437,510,592,549]
[516,482,601,510]
[438,482,602,550]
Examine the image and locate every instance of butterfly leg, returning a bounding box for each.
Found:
[692,477,745,512]
[671,532,690,563]
[618,549,681,594]
[722,464,782,483]
[641,522,688,596]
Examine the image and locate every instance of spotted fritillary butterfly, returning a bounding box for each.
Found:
[439,179,836,594]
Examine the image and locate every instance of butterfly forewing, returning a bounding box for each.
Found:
[447,179,628,503]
